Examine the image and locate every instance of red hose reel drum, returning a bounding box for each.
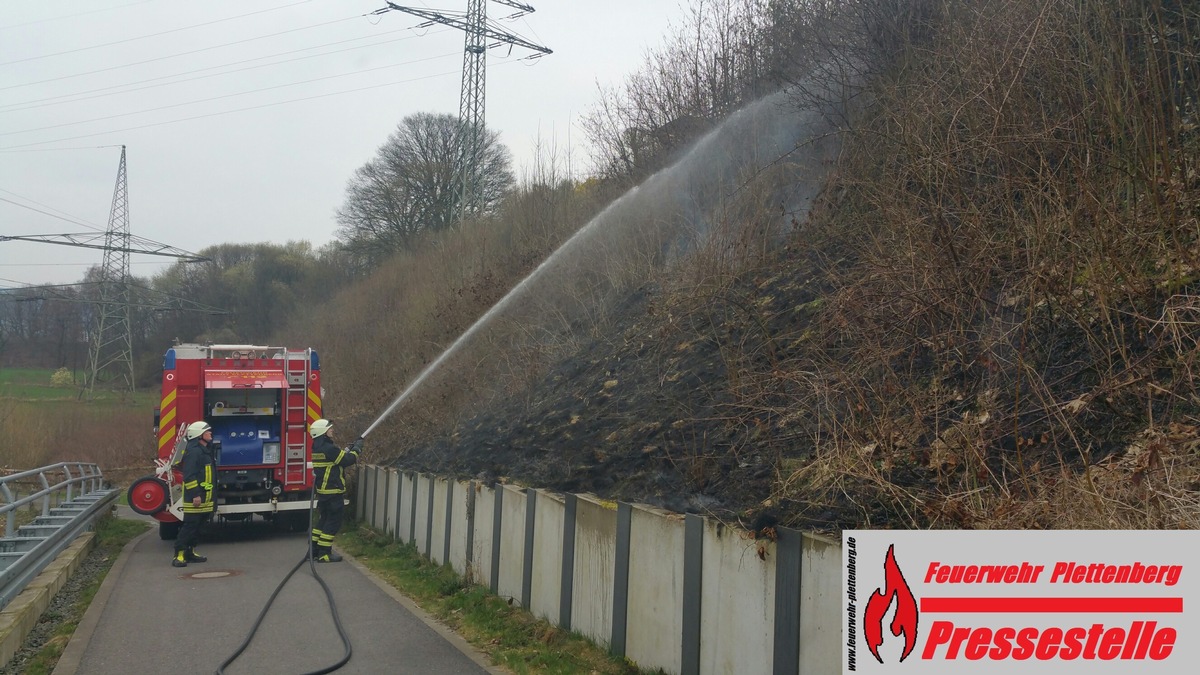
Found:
[127,475,169,515]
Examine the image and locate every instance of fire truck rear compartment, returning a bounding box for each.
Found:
[206,388,282,465]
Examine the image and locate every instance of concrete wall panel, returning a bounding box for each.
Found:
[448,480,471,576]
[699,520,774,675]
[530,490,565,623]
[471,484,495,586]
[385,469,401,538]
[371,467,387,531]
[398,472,415,543]
[430,477,449,565]
[413,473,431,554]
[626,504,685,675]
[355,466,367,519]
[497,484,527,605]
[571,495,617,648]
[799,533,841,673]
[358,466,373,525]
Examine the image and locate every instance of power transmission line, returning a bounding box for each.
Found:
[0,64,522,151]
[0,0,315,67]
[0,13,367,93]
[0,26,450,113]
[0,279,227,314]
[0,193,105,231]
[0,51,462,139]
[0,0,158,32]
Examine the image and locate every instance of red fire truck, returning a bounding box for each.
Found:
[127,343,322,539]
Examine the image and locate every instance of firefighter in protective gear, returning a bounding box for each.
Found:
[309,418,361,562]
[173,421,217,567]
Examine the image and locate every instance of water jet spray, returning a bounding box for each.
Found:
[355,87,843,444]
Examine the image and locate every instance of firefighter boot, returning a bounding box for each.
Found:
[172,550,188,568]
[184,547,207,563]
[316,546,343,563]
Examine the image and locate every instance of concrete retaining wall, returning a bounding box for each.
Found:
[356,465,841,675]
[0,532,95,668]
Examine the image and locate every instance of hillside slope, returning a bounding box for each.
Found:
[358,0,1200,533]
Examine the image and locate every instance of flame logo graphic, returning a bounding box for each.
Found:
[863,544,919,663]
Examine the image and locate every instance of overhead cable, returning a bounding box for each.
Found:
[0,0,158,32]
[0,195,104,231]
[0,52,461,139]
[0,14,365,92]
[0,27,449,113]
[0,0,315,67]
[0,186,110,229]
[0,60,522,151]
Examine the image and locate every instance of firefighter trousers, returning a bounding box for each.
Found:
[312,494,345,552]
[175,511,211,554]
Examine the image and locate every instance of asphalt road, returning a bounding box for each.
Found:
[54,509,501,675]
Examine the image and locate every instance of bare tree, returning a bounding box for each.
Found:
[336,112,515,264]
[581,0,793,180]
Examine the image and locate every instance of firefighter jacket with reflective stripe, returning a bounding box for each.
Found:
[179,438,217,513]
[312,435,357,495]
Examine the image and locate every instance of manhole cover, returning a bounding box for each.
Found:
[182,570,241,580]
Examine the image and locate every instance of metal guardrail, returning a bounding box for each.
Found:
[0,462,119,611]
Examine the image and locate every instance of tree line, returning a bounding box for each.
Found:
[0,241,356,384]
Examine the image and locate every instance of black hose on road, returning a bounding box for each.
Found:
[214,487,353,675]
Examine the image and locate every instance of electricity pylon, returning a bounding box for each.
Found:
[377,1,550,223]
[0,146,211,398]
[86,145,135,397]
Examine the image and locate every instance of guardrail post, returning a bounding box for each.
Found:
[64,464,75,502]
[1,483,14,537]
[38,472,51,517]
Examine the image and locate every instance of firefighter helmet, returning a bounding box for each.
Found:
[311,419,332,438]
[186,421,212,440]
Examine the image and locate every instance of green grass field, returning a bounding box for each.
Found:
[0,368,156,406]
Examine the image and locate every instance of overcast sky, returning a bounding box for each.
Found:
[0,0,686,286]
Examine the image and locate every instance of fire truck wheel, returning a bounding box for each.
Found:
[127,476,169,515]
[159,521,181,540]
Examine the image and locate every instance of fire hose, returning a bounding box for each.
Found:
[213,435,364,675]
